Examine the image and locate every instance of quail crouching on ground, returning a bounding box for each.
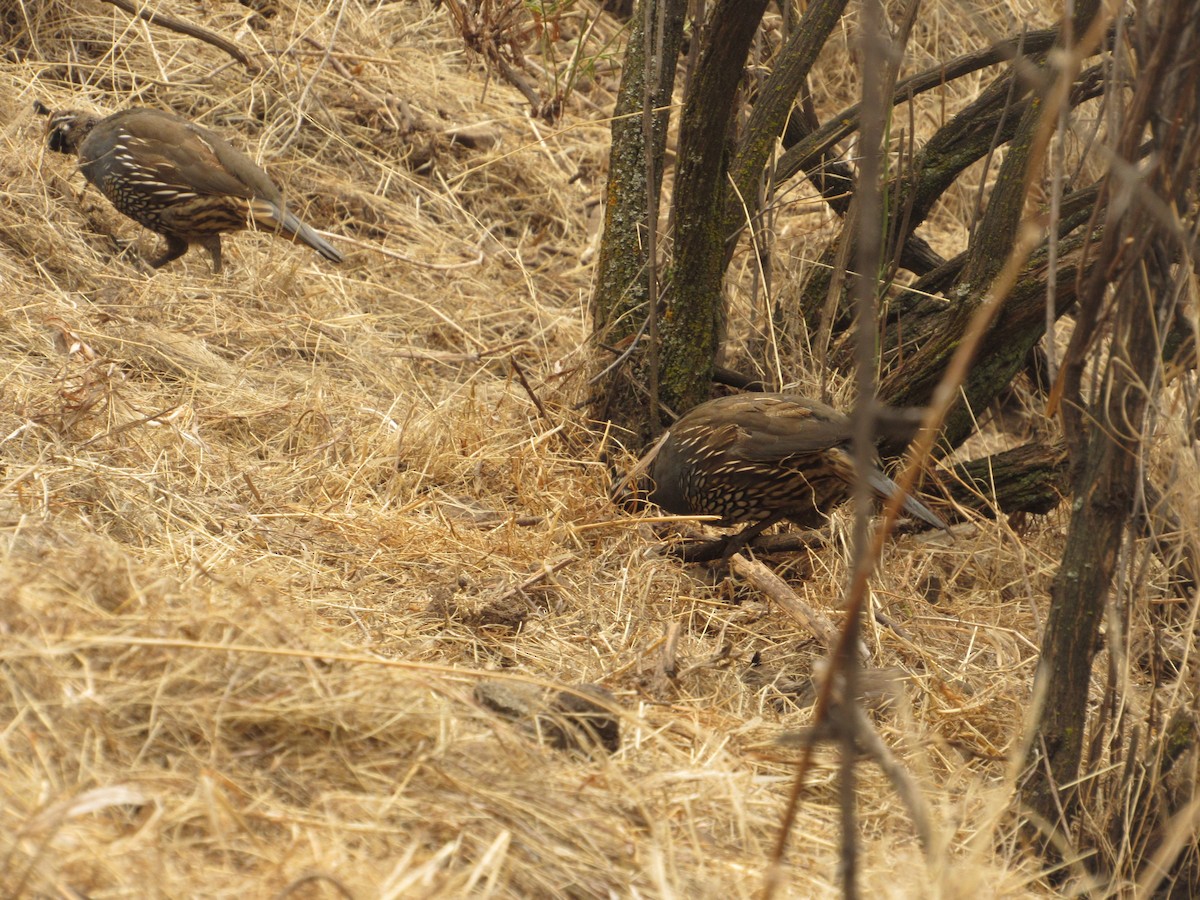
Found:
[38,103,343,273]
[647,393,948,558]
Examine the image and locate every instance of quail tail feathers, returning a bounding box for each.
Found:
[250,199,344,263]
[864,468,949,531]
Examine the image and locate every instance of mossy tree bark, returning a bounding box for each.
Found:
[656,0,770,417]
[589,0,687,438]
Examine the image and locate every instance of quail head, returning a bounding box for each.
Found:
[648,392,947,556]
[41,104,343,273]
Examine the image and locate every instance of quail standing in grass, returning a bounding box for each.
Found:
[40,104,343,273]
[648,393,947,557]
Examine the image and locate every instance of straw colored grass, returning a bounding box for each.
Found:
[2,0,1194,897]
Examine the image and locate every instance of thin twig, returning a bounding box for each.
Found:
[97,0,260,72]
[728,553,841,652]
[490,556,576,605]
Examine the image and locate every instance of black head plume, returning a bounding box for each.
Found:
[41,108,93,155]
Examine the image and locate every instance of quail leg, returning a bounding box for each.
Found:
[718,512,788,563]
[200,236,223,274]
[149,235,189,270]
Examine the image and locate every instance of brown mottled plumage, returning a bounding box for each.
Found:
[649,393,946,555]
[42,105,342,273]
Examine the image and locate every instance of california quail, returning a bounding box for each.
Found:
[42,105,343,273]
[648,393,947,556]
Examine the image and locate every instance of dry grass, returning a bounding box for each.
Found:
[2,0,1195,897]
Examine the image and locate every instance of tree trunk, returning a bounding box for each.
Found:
[657,0,769,415]
[589,0,687,438]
